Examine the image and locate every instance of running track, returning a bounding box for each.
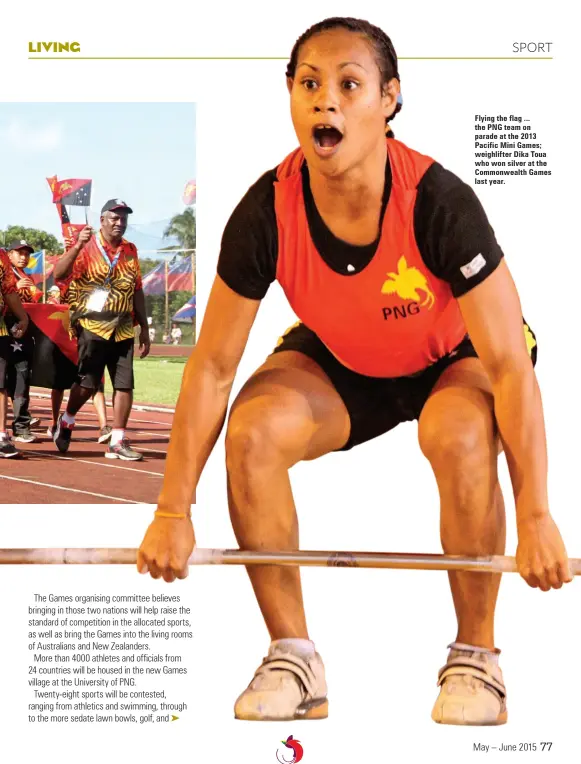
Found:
[0,393,174,504]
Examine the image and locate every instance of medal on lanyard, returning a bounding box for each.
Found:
[86,237,121,313]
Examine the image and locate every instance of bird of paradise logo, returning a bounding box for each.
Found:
[276,735,304,763]
[48,309,70,333]
[381,255,435,309]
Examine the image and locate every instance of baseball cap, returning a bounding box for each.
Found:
[7,239,34,253]
[48,285,60,293]
[101,199,133,215]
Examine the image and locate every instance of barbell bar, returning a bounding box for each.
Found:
[0,548,579,574]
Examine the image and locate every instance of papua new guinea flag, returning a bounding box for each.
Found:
[26,303,78,390]
[52,178,92,207]
[57,206,87,248]
[61,223,86,248]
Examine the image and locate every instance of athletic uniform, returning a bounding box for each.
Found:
[0,252,19,390]
[69,232,142,390]
[4,265,42,434]
[218,138,537,449]
[10,266,42,304]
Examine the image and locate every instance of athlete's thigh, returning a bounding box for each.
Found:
[229,350,351,462]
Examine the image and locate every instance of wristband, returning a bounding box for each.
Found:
[154,510,190,520]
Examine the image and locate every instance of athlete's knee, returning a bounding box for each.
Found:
[419,407,493,468]
[225,404,290,478]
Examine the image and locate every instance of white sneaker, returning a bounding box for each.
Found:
[234,641,328,721]
[432,642,507,725]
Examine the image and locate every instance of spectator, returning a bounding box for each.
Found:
[171,323,182,345]
[47,285,62,305]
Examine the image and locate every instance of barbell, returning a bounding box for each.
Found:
[0,548,580,574]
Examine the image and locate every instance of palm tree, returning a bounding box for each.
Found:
[163,207,196,250]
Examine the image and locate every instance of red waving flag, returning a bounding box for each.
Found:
[61,223,86,248]
[167,257,193,291]
[52,178,92,207]
[142,262,166,296]
[47,176,88,247]
[27,303,78,390]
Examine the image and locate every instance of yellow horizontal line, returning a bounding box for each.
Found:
[28,56,287,60]
[27,56,553,61]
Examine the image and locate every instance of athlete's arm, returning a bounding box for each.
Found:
[138,170,277,582]
[53,226,92,279]
[133,288,150,358]
[3,293,29,337]
[137,276,261,582]
[457,260,571,589]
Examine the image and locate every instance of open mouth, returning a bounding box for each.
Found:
[312,124,343,153]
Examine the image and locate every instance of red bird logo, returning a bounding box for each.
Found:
[276,735,303,763]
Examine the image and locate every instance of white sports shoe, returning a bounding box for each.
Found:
[234,641,328,721]
[432,642,507,725]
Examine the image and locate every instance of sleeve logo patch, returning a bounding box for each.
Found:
[460,253,487,279]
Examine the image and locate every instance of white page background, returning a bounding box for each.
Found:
[0,1,579,762]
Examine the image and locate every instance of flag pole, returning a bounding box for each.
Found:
[165,259,169,338]
[42,250,46,303]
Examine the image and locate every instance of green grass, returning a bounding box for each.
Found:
[104,356,186,406]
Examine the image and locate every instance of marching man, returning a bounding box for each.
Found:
[53,199,150,460]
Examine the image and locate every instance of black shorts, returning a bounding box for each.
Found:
[77,329,134,391]
[0,333,34,390]
[53,379,105,395]
[272,323,537,450]
[0,336,11,389]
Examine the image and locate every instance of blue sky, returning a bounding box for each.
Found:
[0,103,196,251]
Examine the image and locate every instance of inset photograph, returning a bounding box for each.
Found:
[0,103,196,503]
